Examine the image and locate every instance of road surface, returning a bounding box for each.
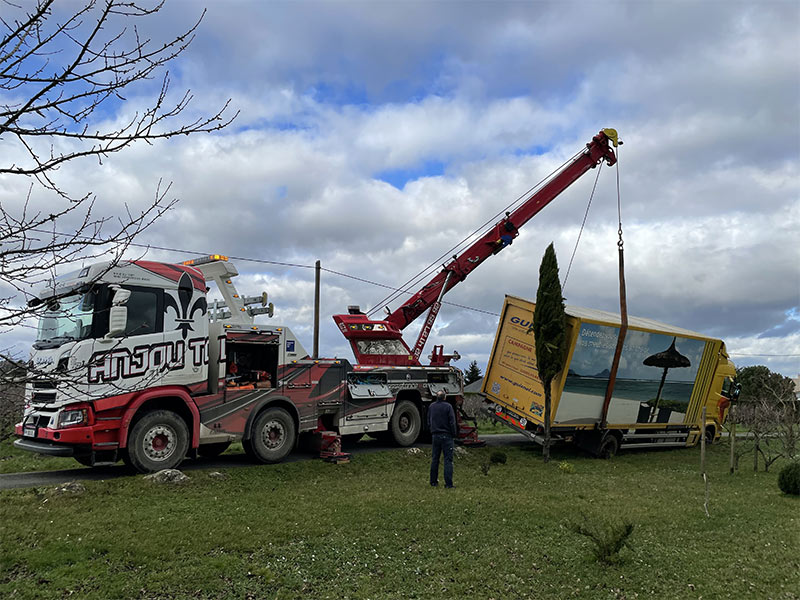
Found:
[0,433,529,491]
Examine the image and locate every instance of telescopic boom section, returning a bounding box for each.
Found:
[333,129,618,367]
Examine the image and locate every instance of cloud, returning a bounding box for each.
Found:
[1,1,797,379]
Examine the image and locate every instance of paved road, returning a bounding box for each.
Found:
[0,433,528,490]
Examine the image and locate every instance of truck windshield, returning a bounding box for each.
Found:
[34,293,96,349]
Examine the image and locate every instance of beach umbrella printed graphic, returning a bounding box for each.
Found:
[643,337,691,422]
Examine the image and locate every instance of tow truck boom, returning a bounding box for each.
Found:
[333,129,619,367]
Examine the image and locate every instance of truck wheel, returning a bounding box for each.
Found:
[244,407,295,464]
[126,410,189,474]
[198,442,231,458]
[704,426,715,445]
[390,401,421,447]
[598,434,619,459]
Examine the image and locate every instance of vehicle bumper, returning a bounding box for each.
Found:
[13,437,76,457]
[14,420,118,457]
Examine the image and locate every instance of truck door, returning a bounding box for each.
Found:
[340,372,392,435]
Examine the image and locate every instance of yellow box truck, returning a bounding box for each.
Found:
[481,295,739,457]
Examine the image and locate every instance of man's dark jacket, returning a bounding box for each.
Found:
[428,399,457,437]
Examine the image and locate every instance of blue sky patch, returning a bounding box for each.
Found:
[376,159,446,189]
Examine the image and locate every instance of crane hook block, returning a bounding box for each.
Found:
[602,128,619,147]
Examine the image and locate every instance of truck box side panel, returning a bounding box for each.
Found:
[561,319,713,428]
[483,295,728,433]
[482,297,548,426]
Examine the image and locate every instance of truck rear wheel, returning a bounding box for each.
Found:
[126,410,189,473]
[390,401,421,447]
[598,434,619,459]
[704,426,716,445]
[244,407,296,464]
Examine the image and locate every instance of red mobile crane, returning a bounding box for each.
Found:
[333,129,619,367]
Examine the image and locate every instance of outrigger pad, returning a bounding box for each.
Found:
[457,425,486,447]
[317,430,352,464]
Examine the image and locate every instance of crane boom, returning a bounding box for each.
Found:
[333,129,618,367]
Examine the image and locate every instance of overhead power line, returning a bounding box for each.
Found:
[25,228,500,318]
[729,353,800,358]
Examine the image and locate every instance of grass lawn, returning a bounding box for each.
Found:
[0,437,83,474]
[1,442,798,600]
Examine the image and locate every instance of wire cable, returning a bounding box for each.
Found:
[366,146,584,316]
[23,227,499,317]
[562,162,602,290]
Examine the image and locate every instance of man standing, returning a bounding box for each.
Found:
[428,390,457,488]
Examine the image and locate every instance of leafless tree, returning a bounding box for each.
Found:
[729,368,798,472]
[0,0,236,441]
[0,0,236,380]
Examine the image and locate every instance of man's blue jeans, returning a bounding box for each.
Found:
[430,433,454,487]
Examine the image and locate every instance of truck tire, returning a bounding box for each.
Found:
[704,426,715,445]
[198,441,231,458]
[243,407,296,464]
[598,434,619,459]
[126,410,189,473]
[390,401,421,447]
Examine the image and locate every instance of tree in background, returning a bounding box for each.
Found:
[464,360,482,385]
[0,0,235,373]
[530,243,568,463]
[733,365,798,469]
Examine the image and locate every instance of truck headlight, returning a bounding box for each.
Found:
[58,408,88,428]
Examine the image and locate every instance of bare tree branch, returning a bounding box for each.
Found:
[0,0,236,399]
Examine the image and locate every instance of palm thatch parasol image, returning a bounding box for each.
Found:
[643,337,691,422]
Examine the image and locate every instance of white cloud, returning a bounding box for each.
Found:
[2,0,797,378]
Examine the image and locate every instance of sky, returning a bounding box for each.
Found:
[1,0,799,378]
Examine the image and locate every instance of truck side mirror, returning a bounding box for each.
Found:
[105,286,131,339]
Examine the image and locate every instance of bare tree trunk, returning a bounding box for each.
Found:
[701,406,709,517]
[729,418,736,474]
[543,385,551,463]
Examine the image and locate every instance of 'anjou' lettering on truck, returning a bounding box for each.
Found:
[88,337,209,383]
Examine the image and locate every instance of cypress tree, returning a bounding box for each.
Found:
[531,243,567,463]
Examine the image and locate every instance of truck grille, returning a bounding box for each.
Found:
[26,415,52,429]
[30,379,57,404]
[32,391,57,403]
[32,379,56,389]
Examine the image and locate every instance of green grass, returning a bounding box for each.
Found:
[1,443,798,599]
[0,437,82,474]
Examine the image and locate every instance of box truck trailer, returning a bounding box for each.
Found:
[481,295,740,457]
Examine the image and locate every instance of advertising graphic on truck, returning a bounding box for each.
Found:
[483,295,740,457]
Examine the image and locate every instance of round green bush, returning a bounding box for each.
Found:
[777,462,800,495]
[489,450,507,464]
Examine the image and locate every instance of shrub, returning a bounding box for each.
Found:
[558,461,575,474]
[489,451,507,464]
[568,514,634,565]
[777,462,800,495]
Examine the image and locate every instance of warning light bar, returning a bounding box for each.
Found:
[181,254,229,266]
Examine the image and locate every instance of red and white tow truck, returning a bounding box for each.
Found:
[14,130,618,472]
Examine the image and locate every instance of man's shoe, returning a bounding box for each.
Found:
[445,485,455,489]
[430,483,438,487]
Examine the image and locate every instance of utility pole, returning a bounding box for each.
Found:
[313,260,321,359]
